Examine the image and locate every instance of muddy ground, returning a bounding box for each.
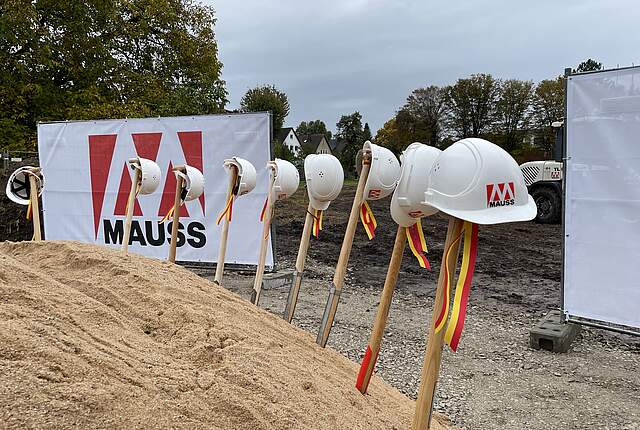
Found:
[207,183,640,430]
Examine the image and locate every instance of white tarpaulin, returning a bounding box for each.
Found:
[564,67,640,330]
[37,113,274,266]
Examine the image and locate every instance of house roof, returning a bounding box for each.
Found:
[274,127,295,144]
[329,139,347,154]
[299,134,329,154]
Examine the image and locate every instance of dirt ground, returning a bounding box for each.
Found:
[207,183,640,430]
[2,176,638,429]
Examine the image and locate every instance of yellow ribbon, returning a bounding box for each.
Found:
[216,194,234,225]
[158,205,175,224]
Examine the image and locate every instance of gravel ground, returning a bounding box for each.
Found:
[3,172,638,429]
[192,183,640,430]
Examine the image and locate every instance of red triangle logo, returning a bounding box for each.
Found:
[89,134,117,238]
[178,131,205,215]
[132,133,162,161]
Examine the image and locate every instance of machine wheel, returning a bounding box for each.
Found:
[531,186,561,224]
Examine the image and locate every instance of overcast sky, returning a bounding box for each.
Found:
[207,0,640,134]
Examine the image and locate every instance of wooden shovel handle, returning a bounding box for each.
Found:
[214,166,238,284]
[356,224,406,393]
[412,217,464,430]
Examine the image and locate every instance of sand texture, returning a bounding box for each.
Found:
[0,241,452,429]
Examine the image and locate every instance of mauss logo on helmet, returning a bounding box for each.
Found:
[486,182,515,208]
[368,189,381,199]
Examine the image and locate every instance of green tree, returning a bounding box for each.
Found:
[445,74,500,138]
[401,86,447,146]
[494,79,534,152]
[0,0,227,151]
[532,76,565,151]
[296,120,332,141]
[362,123,372,142]
[273,141,295,162]
[335,112,364,174]
[574,59,603,73]
[240,84,290,132]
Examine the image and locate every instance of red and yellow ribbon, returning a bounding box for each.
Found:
[434,221,479,352]
[26,199,32,220]
[433,231,463,334]
[216,194,234,225]
[312,209,323,238]
[406,219,431,270]
[359,201,377,240]
[260,197,274,223]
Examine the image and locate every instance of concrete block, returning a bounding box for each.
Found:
[261,270,294,290]
[530,310,581,353]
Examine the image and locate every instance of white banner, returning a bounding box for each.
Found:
[565,67,640,330]
[37,113,274,266]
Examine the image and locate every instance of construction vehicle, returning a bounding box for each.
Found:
[519,121,564,224]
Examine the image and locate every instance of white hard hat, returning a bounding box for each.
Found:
[176,165,204,202]
[390,143,442,227]
[269,158,299,201]
[5,166,44,205]
[129,157,161,195]
[424,138,537,224]
[361,141,400,200]
[224,157,256,196]
[304,154,344,210]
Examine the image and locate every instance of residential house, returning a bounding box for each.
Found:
[300,134,332,155]
[274,127,302,155]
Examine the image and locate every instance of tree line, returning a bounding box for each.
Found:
[1,0,227,151]
[375,59,603,157]
[1,0,604,166]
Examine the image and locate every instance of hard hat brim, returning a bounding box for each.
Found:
[6,167,43,205]
[390,195,438,227]
[429,194,537,225]
[309,196,331,211]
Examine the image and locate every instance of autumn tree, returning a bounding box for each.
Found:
[532,76,565,151]
[240,85,290,132]
[374,117,407,155]
[0,0,228,150]
[494,79,534,151]
[444,74,500,138]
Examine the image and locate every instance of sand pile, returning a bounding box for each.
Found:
[0,241,452,429]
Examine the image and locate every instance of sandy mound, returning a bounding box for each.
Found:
[0,241,452,429]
